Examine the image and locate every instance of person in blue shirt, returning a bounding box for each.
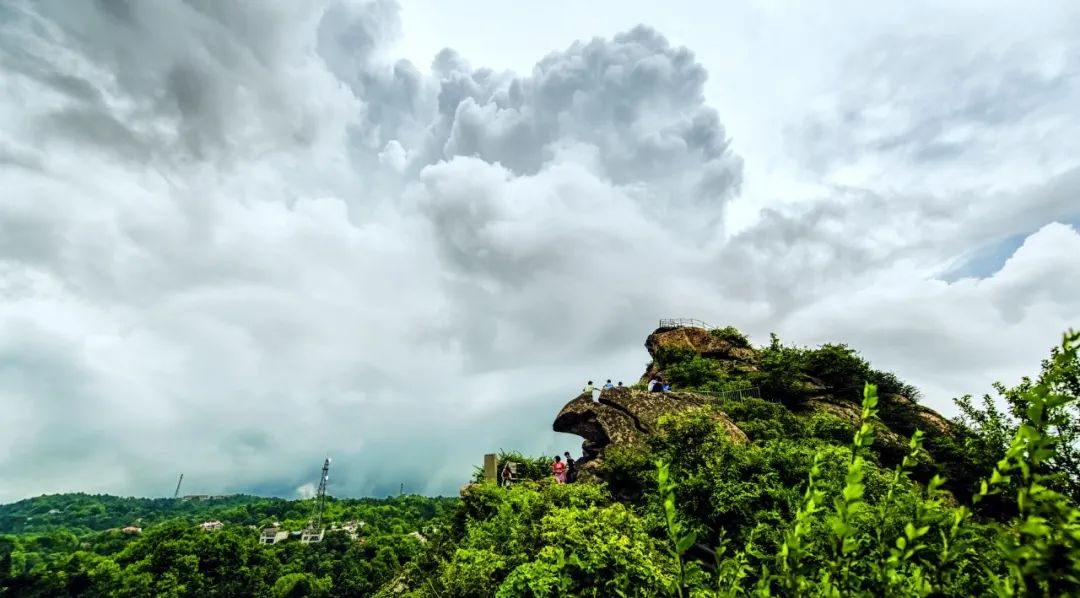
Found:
[602,379,615,390]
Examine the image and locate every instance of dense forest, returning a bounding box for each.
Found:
[0,494,455,596]
[2,327,1078,596]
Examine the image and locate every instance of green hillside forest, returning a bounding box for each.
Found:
[2,325,1078,597]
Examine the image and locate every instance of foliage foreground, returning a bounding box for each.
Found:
[396,330,1080,597]
[2,330,1078,597]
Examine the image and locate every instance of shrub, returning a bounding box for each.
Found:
[709,326,751,348]
[806,412,857,445]
[665,355,727,389]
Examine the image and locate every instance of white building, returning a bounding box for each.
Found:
[300,527,325,544]
[260,527,288,545]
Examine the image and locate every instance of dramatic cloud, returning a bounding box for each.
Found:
[1,0,1078,502]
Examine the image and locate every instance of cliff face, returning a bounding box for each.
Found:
[553,387,746,481]
[553,324,955,478]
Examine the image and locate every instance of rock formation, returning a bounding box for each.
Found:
[553,387,747,480]
[553,323,955,478]
[639,325,757,384]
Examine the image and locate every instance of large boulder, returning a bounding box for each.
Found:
[640,326,758,383]
[553,387,747,480]
[646,326,757,363]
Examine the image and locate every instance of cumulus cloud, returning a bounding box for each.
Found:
[0,0,1078,502]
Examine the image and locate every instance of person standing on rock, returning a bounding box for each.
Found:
[583,381,594,394]
[563,451,576,483]
[552,455,567,484]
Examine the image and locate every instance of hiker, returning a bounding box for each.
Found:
[501,464,514,488]
[603,379,614,390]
[617,381,623,388]
[662,383,671,393]
[552,455,567,484]
[583,380,594,394]
[647,376,657,392]
[651,376,666,393]
[563,451,576,483]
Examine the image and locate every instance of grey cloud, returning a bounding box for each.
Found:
[1,0,1078,503]
[40,109,150,161]
[410,25,742,225]
[6,0,357,164]
[712,165,1080,319]
[787,32,1080,174]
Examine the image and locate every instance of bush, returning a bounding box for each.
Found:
[665,355,727,389]
[709,326,751,348]
[806,412,856,445]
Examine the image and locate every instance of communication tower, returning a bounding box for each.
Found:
[301,457,330,544]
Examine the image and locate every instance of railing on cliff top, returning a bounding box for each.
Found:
[692,385,765,402]
[658,318,714,330]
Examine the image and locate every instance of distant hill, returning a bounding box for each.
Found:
[0,492,455,536]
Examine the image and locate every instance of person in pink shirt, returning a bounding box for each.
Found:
[551,455,567,484]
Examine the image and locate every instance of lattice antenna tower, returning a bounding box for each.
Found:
[310,457,331,529]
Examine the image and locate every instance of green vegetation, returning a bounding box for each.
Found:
[4,328,1078,596]
[0,494,455,597]
[392,330,1080,596]
[709,326,752,349]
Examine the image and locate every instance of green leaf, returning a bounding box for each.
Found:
[675,532,697,555]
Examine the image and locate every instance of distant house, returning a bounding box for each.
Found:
[260,527,288,545]
[331,520,364,541]
[47,509,61,515]
[121,526,142,534]
[199,520,224,531]
[300,527,325,544]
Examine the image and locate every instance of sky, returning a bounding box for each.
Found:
[0,0,1078,502]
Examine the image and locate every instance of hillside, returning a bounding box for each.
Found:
[387,324,1080,597]
[554,324,964,498]
[3,324,1078,597]
[0,493,455,596]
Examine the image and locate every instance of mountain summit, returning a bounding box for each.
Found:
[555,322,954,484]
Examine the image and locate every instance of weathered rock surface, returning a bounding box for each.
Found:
[640,326,758,383]
[553,387,747,479]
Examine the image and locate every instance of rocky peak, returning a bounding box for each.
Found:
[640,325,758,384]
[555,324,956,480]
[646,325,757,363]
[553,387,746,480]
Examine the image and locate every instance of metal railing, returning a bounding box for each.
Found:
[658,318,713,330]
[690,385,764,402]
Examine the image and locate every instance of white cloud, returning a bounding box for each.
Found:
[0,0,1078,502]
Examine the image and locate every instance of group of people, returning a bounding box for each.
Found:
[582,379,623,394]
[581,377,670,395]
[499,451,578,487]
[551,452,576,484]
[647,374,671,393]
